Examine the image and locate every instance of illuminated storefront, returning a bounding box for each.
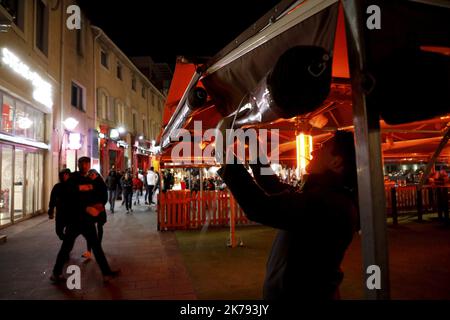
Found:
[0,90,47,227]
[99,125,126,176]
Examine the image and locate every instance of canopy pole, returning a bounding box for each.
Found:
[343,0,390,299]
[200,168,204,220]
[419,126,450,187]
[229,194,237,248]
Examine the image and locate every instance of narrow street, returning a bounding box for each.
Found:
[0,203,196,300]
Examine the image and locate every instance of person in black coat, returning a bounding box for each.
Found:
[48,168,72,240]
[218,131,359,300]
[121,171,133,213]
[83,169,108,257]
[51,157,119,283]
[105,170,119,213]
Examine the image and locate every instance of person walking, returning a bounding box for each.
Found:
[83,169,108,260]
[133,173,143,205]
[146,167,158,205]
[50,157,120,283]
[48,168,71,239]
[105,170,118,213]
[121,171,133,213]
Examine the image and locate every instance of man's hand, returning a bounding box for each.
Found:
[79,184,94,192]
[48,208,54,219]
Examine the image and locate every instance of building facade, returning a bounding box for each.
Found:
[0,0,166,229]
[0,0,62,227]
[93,29,165,177]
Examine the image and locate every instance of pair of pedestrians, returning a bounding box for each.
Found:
[48,157,120,283]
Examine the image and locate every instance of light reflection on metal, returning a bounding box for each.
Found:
[296,133,313,178]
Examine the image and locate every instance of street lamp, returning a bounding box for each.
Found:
[110,129,120,140]
[63,117,79,131]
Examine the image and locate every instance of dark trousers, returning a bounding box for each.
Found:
[53,222,112,276]
[87,222,104,252]
[147,185,155,203]
[124,189,133,210]
[108,190,117,210]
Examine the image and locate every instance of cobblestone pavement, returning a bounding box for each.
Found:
[0,201,196,300]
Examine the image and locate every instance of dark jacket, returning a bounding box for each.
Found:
[219,163,358,300]
[121,176,133,191]
[49,182,67,216]
[49,181,77,238]
[105,174,119,191]
[86,175,108,224]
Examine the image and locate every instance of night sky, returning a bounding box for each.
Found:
[78,0,281,68]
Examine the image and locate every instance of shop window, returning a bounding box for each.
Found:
[0,145,13,226]
[14,148,24,220]
[1,95,15,134]
[33,109,44,141]
[14,101,30,138]
[35,0,48,56]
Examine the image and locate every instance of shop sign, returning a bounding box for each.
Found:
[1,48,53,109]
[117,140,128,148]
[67,132,82,150]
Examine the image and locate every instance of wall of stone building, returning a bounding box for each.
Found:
[0,0,63,220]
[58,0,95,170]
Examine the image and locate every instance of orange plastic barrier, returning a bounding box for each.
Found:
[158,190,252,231]
[385,185,440,215]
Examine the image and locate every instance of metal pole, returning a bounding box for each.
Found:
[229,194,237,248]
[343,0,390,299]
[199,168,204,220]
